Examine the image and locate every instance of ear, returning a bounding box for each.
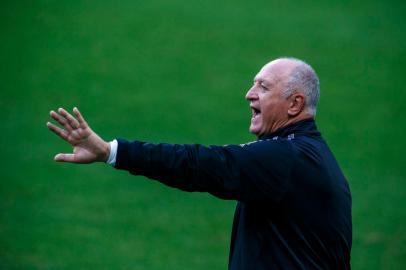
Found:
[287,93,305,116]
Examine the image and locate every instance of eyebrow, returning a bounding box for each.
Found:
[253,77,271,86]
[253,77,262,83]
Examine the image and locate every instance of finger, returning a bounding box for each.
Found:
[59,107,80,129]
[47,122,68,140]
[73,107,88,127]
[50,110,73,131]
[54,153,76,162]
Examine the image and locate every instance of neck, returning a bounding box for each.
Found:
[285,113,314,128]
[268,113,314,134]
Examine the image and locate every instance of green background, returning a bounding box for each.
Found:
[1,0,405,269]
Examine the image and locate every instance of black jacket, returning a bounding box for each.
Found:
[115,119,352,269]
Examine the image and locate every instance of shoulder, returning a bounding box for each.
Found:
[240,136,295,149]
[222,137,295,162]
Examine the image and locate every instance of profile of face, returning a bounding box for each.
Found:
[246,59,307,136]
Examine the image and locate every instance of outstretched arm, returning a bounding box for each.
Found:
[46,107,110,163]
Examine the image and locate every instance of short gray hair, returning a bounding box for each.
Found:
[281,58,320,116]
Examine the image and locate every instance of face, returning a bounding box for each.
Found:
[245,61,294,136]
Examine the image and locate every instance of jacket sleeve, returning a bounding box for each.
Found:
[114,139,294,203]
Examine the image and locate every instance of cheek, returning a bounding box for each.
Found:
[261,99,278,114]
[262,99,287,118]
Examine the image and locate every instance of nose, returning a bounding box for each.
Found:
[245,85,258,101]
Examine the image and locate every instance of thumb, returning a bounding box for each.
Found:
[54,153,76,163]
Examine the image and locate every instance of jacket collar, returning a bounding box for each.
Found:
[259,118,320,140]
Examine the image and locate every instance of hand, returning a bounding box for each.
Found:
[47,107,110,163]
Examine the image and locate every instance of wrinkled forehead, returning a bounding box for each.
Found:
[254,60,295,84]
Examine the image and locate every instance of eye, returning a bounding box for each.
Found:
[260,83,268,90]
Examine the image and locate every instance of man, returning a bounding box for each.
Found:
[47,58,352,269]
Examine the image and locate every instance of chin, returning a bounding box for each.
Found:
[249,126,261,135]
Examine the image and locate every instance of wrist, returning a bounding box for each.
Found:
[102,141,110,162]
[90,132,110,162]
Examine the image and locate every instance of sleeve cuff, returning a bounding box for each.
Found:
[106,139,118,166]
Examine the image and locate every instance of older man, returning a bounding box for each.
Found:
[47,57,352,269]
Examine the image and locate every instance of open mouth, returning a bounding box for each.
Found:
[251,107,261,118]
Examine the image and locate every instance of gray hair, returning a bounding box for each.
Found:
[281,58,320,116]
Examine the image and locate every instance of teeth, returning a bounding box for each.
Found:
[252,108,260,117]
[251,106,260,117]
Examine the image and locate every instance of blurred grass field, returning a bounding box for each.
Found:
[1,0,405,269]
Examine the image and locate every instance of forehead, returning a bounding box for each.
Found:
[254,60,296,84]
[254,63,281,85]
